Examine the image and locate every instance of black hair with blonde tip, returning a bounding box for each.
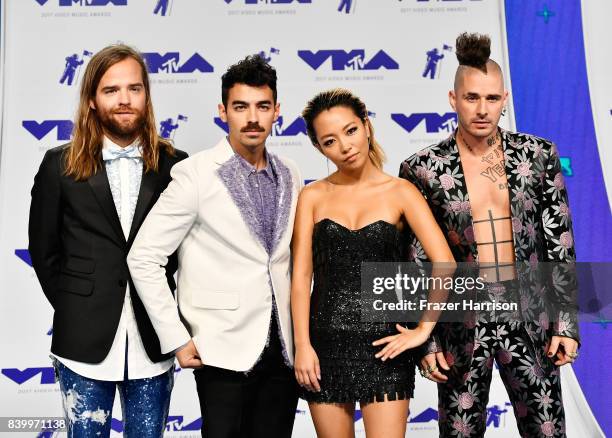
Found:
[301,88,386,169]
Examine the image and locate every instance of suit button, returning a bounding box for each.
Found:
[118,279,127,288]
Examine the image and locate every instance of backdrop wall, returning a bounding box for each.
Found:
[0,1,609,436]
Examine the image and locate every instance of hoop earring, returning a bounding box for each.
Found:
[501,107,507,117]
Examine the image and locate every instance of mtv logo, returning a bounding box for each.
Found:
[2,367,55,385]
[391,112,457,133]
[165,416,202,432]
[142,52,214,74]
[298,50,399,71]
[23,120,73,141]
[271,116,307,136]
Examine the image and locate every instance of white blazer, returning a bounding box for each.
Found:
[128,138,302,372]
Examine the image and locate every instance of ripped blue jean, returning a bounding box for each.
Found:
[52,359,174,438]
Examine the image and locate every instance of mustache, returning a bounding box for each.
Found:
[112,106,136,114]
[240,122,265,133]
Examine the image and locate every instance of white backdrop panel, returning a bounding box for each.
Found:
[0,1,598,437]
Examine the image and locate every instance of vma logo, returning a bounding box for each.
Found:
[159,114,188,139]
[142,52,214,74]
[213,116,306,137]
[2,367,55,385]
[407,405,509,429]
[224,0,311,4]
[391,112,457,133]
[298,50,399,71]
[272,116,306,136]
[23,120,73,141]
[15,249,32,267]
[34,0,127,6]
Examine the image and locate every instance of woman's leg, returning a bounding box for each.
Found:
[361,397,409,438]
[309,402,356,438]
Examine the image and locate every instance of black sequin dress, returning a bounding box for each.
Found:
[302,218,416,404]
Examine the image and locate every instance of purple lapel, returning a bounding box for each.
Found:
[216,148,294,257]
[268,153,293,256]
[216,154,267,251]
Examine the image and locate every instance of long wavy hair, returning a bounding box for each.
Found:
[301,88,386,169]
[64,44,174,181]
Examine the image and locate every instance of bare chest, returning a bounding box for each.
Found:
[460,145,516,270]
[462,145,511,220]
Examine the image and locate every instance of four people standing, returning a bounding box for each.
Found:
[28,33,579,438]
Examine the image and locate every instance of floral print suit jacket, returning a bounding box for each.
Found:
[399,129,579,378]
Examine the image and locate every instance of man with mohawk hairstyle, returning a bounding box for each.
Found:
[400,33,579,437]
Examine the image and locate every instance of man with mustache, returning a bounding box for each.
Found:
[128,55,302,438]
[400,33,579,437]
[29,45,187,437]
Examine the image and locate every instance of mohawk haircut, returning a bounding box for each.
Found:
[455,32,491,73]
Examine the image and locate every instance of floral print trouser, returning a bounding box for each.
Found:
[437,322,565,437]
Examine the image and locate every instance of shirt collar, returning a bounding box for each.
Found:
[235,149,275,179]
[102,136,142,153]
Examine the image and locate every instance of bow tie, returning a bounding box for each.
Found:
[102,144,142,161]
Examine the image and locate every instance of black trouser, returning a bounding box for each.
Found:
[193,318,299,438]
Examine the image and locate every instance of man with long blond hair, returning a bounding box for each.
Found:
[28,44,187,438]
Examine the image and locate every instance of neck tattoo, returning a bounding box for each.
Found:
[460,130,500,155]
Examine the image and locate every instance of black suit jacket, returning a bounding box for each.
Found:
[28,144,188,363]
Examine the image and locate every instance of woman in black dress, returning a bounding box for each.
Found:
[291,88,455,437]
